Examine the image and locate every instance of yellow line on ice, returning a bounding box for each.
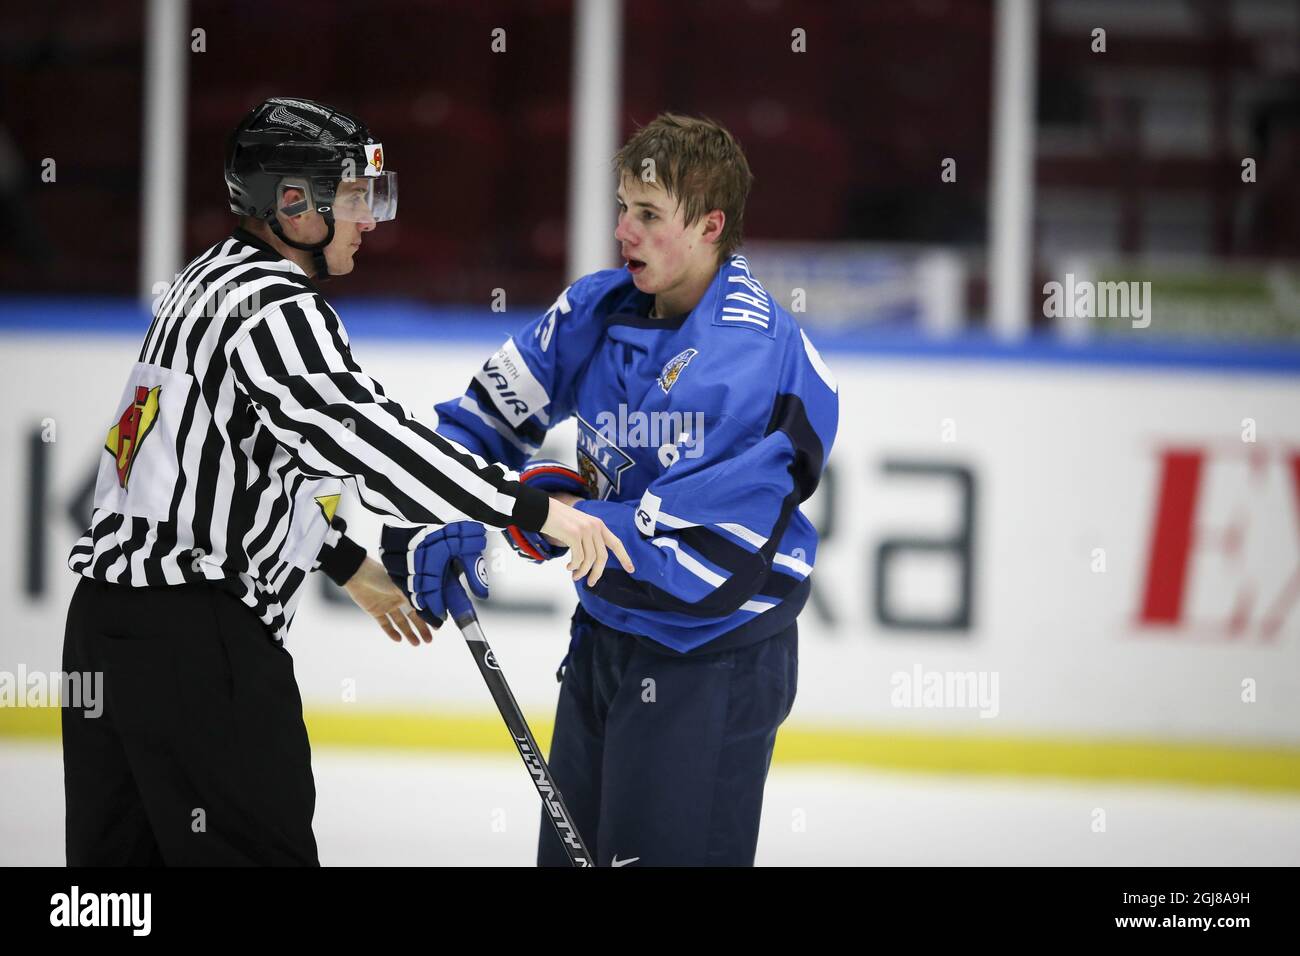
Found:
[3,706,1297,793]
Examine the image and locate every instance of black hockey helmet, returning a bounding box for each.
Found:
[224,97,397,277]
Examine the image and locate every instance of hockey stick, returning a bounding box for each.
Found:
[444,559,593,868]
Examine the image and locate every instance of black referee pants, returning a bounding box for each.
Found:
[61,577,319,866]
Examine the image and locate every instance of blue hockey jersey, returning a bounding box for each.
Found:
[434,255,839,653]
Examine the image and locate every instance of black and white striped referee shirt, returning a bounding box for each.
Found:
[69,227,548,641]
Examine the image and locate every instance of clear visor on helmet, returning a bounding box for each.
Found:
[331,171,398,223]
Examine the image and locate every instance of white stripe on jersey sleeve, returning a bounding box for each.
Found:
[650,536,730,589]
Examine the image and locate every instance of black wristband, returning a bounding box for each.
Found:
[320,533,367,587]
[510,482,551,533]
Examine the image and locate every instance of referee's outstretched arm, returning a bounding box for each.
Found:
[230,295,547,530]
[229,294,633,584]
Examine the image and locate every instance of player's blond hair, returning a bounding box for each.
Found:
[613,113,754,262]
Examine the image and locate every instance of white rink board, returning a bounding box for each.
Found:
[1,330,1297,746]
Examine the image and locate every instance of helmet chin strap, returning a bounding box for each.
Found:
[269,215,336,280]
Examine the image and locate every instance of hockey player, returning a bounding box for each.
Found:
[382,113,838,866]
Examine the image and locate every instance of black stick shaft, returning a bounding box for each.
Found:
[448,573,593,867]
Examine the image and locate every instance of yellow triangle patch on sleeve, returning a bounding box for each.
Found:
[315,493,341,524]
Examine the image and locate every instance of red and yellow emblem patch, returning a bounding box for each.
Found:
[104,385,160,489]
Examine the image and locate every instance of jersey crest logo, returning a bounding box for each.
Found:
[104,385,161,490]
[657,348,698,394]
[575,414,635,500]
[577,455,600,498]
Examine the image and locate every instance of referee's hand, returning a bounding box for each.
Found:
[540,497,636,587]
[344,556,438,646]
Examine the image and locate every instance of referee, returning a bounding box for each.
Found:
[61,97,632,866]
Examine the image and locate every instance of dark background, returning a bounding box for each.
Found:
[2,0,1297,326]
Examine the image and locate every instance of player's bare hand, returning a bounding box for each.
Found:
[344,555,437,646]
[540,497,635,586]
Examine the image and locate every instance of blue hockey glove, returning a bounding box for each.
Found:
[380,521,490,624]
